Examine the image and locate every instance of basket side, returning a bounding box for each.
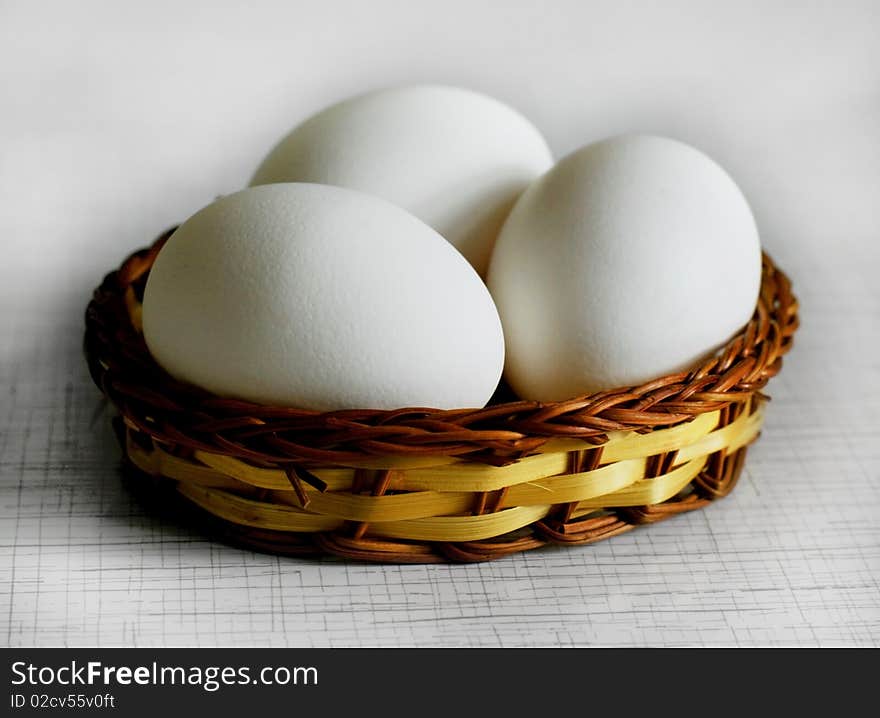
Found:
[116,395,762,562]
[85,233,798,562]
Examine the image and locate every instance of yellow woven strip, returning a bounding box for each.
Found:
[336,408,718,491]
[175,457,696,539]
[500,458,646,508]
[172,451,704,523]
[177,483,343,532]
[727,402,764,452]
[263,457,642,521]
[264,456,643,521]
[272,488,474,522]
[188,408,723,494]
[139,436,620,522]
[574,455,708,510]
[536,409,720,461]
[127,435,247,491]
[397,451,567,492]
[175,482,550,541]
[166,406,761,539]
[141,403,760,507]
[125,398,767,542]
[567,408,762,517]
[601,410,721,462]
[195,445,568,493]
[195,452,353,490]
[674,402,764,465]
[334,455,461,470]
[368,505,552,542]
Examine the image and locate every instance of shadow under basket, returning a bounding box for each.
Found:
[85,229,799,563]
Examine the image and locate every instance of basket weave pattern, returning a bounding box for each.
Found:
[85,230,799,562]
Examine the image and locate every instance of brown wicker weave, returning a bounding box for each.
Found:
[84,229,799,563]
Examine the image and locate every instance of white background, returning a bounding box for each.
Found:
[1,0,878,647]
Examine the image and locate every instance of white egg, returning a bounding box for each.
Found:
[142,183,505,411]
[249,85,554,276]
[487,135,762,401]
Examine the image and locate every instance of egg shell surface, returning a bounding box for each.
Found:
[142,183,505,411]
[249,84,554,276]
[487,134,763,401]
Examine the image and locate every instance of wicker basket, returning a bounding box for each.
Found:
[84,229,799,563]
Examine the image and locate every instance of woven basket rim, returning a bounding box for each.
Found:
[84,229,799,465]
